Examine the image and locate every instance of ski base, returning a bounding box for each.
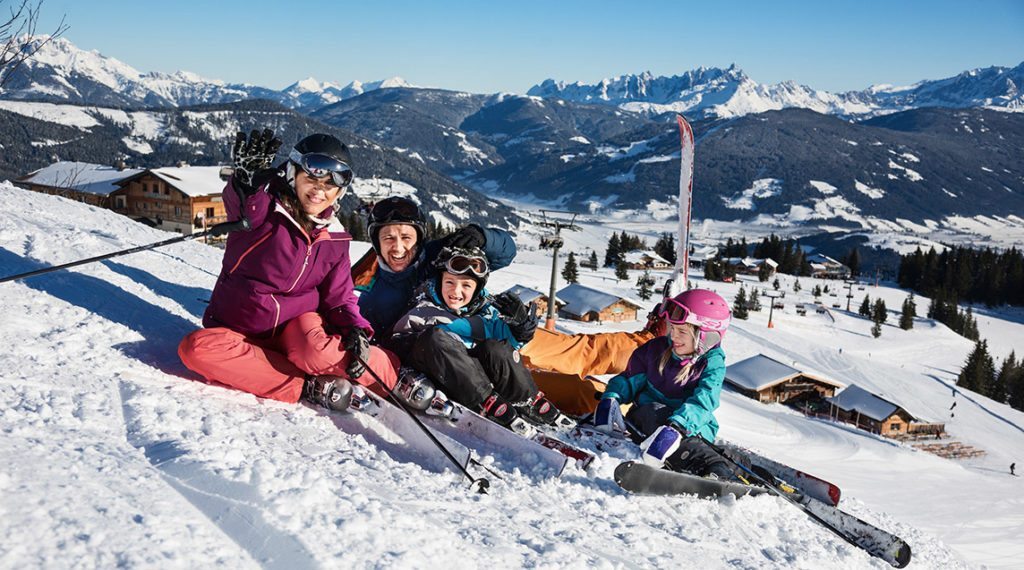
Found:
[614,461,911,568]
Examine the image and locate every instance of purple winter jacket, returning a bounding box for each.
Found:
[202,177,370,338]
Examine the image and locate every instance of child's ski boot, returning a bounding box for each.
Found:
[481,392,536,437]
[516,392,576,429]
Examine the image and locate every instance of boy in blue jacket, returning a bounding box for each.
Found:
[392,247,565,432]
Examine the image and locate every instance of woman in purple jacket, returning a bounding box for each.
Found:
[179,130,398,411]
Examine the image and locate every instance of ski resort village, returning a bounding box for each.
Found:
[2,5,1024,569]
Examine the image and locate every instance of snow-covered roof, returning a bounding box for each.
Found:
[827,384,914,422]
[17,161,143,195]
[807,253,846,267]
[689,245,719,262]
[726,354,843,392]
[556,283,639,315]
[503,284,564,306]
[146,166,226,198]
[623,249,670,265]
[723,256,778,269]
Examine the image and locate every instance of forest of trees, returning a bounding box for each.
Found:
[898,245,1024,308]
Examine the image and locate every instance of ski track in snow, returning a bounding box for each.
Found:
[3,184,1020,568]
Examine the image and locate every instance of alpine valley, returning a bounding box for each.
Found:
[2,36,1023,259]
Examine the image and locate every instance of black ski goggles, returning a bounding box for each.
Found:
[371,198,420,224]
[443,254,488,278]
[289,149,354,188]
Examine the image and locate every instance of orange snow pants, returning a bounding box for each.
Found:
[520,328,654,415]
[179,312,399,403]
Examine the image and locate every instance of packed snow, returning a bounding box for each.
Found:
[1,183,1022,568]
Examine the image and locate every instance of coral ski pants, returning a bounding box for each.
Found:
[179,311,399,403]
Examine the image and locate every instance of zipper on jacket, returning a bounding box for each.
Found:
[285,244,313,293]
[269,293,282,336]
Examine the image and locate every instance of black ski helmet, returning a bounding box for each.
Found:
[368,196,426,253]
[285,133,353,190]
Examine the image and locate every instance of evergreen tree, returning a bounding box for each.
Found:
[899,295,915,330]
[772,277,781,290]
[757,262,772,282]
[1008,360,1024,411]
[588,250,599,271]
[605,233,621,267]
[562,251,579,284]
[654,233,676,264]
[991,351,1017,404]
[859,295,872,317]
[636,269,655,301]
[872,298,888,324]
[749,289,762,311]
[812,285,822,298]
[615,259,629,281]
[704,259,722,281]
[733,287,750,320]
[957,340,996,393]
[793,279,801,293]
[871,321,882,338]
[845,248,861,276]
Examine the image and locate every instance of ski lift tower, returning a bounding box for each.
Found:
[538,210,579,331]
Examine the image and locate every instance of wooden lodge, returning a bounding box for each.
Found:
[622,249,671,270]
[16,161,143,207]
[826,384,942,438]
[502,284,564,318]
[556,283,641,323]
[112,165,228,235]
[725,354,843,404]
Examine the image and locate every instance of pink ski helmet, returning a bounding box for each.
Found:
[660,288,731,355]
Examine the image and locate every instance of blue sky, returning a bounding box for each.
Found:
[36,0,1024,94]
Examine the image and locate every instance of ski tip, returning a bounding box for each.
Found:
[892,543,912,568]
[613,461,638,486]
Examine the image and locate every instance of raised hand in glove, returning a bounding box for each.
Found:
[492,291,538,343]
[443,224,486,250]
[231,128,282,194]
[343,328,371,379]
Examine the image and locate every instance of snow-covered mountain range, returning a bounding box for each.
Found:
[0,36,410,111]
[527,63,1024,119]
[3,35,1021,121]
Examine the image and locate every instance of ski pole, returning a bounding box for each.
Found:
[701,438,869,555]
[353,354,490,494]
[0,220,249,284]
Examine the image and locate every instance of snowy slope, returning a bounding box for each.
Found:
[1,183,1021,568]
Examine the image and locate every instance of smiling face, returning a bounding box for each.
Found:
[294,170,343,216]
[668,322,698,357]
[377,224,419,271]
[439,271,477,311]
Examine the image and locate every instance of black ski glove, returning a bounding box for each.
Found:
[230,128,282,196]
[444,224,486,250]
[343,328,371,379]
[493,292,538,343]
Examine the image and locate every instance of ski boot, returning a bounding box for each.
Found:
[515,392,576,429]
[480,392,536,437]
[303,374,354,413]
[392,368,455,417]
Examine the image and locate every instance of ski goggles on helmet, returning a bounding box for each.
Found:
[371,197,420,224]
[660,297,694,325]
[289,149,354,188]
[443,254,489,278]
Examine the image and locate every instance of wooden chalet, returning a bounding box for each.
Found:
[723,256,778,276]
[825,384,940,438]
[502,284,564,318]
[112,166,228,235]
[807,253,851,279]
[16,161,143,207]
[623,249,671,270]
[556,283,641,323]
[725,354,843,404]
